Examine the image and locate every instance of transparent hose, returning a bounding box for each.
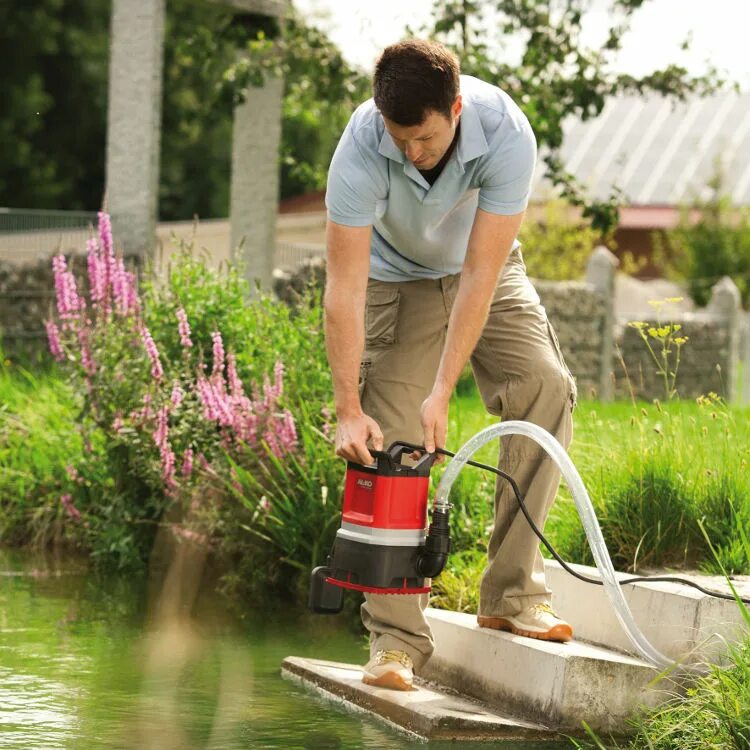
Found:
[434,420,698,672]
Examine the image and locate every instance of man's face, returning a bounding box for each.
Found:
[383,95,462,171]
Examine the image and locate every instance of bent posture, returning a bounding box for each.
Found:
[324,39,578,691]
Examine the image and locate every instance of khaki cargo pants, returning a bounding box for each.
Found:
[358,246,578,671]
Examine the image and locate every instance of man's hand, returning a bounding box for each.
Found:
[420,390,450,460]
[335,412,384,465]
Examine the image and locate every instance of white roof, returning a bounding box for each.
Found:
[531,91,750,206]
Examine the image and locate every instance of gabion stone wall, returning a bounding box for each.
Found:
[1,254,142,364]
[0,257,70,363]
[4,247,746,403]
[534,280,606,399]
[613,314,731,400]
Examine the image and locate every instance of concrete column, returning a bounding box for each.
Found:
[708,275,742,403]
[229,63,284,290]
[743,313,750,406]
[585,245,619,401]
[105,0,166,260]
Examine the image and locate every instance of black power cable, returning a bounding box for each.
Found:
[398,441,750,606]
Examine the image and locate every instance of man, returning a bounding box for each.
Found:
[324,39,578,692]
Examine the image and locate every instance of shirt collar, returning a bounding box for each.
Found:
[455,98,488,169]
[376,96,489,174]
[377,127,404,163]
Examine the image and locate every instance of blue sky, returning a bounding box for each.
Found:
[294,0,750,90]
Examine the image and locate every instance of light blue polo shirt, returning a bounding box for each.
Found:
[325,74,537,282]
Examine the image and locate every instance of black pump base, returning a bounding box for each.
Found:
[309,566,344,614]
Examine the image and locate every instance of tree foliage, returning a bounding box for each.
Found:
[656,176,750,308]
[0,0,110,209]
[0,0,367,217]
[421,0,725,232]
[0,0,728,230]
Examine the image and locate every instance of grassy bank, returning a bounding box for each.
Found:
[432,389,750,612]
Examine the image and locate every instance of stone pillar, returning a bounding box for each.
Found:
[585,246,619,402]
[708,276,742,403]
[105,0,166,260]
[229,64,284,290]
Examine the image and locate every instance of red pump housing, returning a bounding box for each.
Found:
[324,443,436,595]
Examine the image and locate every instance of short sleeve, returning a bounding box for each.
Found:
[477,118,537,215]
[325,122,383,227]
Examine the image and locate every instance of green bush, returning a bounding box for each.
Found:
[2,215,343,606]
[518,200,603,280]
[655,182,750,308]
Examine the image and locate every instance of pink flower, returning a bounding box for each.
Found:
[264,429,282,458]
[181,447,194,478]
[52,254,85,320]
[176,308,192,348]
[140,326,163,381]
[227,353,243,395]
[278,410,298,452]
[211,331,225,378]
[195,352,297,458]
[86,236,106,306]
[45,320,64,361]
[111,257,139,316]
[123,270,139,314]
[61,494,82,523]
[77,325,96,376]
[161,445,176,486]
[153,406,169,450]
[170,382,184,409]
[97,211,116,303]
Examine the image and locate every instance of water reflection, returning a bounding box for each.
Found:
[0,546,570,749]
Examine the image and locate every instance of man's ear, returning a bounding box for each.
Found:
[452,94,463,120]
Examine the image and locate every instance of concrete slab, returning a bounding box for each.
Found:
[545,559,749,662]
[423,608,669,734]
[281,656,560,743]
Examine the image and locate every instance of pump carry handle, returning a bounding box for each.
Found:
[371,443,436,471]
[353,442,437,477]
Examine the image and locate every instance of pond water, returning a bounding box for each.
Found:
[0,548,568,750]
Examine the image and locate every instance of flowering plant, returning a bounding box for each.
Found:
[45,213,301,567]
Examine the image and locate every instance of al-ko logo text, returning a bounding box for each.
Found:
[356,478,374,489]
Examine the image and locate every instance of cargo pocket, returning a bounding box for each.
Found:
[365,285,400,347]
[546,318,578,411]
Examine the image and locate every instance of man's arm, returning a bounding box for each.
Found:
[324,219,384,464]
[420,208,526,453]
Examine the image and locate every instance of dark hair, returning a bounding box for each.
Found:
[373,39,460,126]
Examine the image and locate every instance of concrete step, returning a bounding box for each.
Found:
[545,559,750,661]
[280,656,559,743]
[422,608,666,734]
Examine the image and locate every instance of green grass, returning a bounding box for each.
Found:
[433,389,750,612]
[5,364,750,588]
[0,364,86,544]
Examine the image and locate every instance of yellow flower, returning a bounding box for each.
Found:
[628,321,648,330]
[665,296,684,303]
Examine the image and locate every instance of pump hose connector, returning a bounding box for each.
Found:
[416,507,452,577]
